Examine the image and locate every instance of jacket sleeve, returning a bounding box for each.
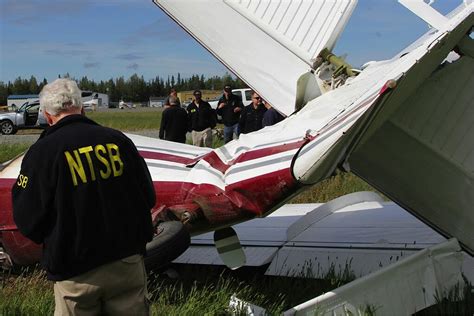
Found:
[210,107,217,129]
[186,104,193,132]
[12,146,54,244]
[138,156,156,209]
[236,96,244,110]
[159,110,167,139]
[123,136,156,209]
[239,107,247,133]
[215,97,225,116]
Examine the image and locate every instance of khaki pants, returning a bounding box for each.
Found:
[192,128,212,147]
[54,254,149,316]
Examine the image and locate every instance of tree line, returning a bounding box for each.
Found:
[0,73,247,105]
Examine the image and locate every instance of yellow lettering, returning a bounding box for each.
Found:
[79,146,96,181]
[17,175,23,187]
[95,145,111,179]
[17,174,28,188]
[107,143,123,177]
[65,150,87,186]
[21,176,28,188]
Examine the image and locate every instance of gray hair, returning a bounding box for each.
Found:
[39,78,83,115]
[169,96,177,106]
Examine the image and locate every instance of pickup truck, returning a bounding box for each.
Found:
[0,101,47,135]
[208,88,252,110]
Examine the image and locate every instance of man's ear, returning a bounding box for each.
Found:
[44,111,54,126]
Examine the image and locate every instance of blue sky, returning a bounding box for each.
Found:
[0,0,462,83]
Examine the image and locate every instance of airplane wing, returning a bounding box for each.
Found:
[174,192,474,282]
[344,4,474,255]
[153,0,357,116]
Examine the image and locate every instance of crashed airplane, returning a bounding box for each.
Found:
[1,0,473,291]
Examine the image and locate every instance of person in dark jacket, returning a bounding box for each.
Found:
[12,78,154,315]
[216,84,243,143]
[239,91,267,134]
[159,96,188,143]
[187,89,216,147]
[262,100,285,127]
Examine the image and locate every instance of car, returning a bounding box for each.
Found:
[0,101,47,135]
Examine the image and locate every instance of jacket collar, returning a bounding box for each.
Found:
[40,114,99,139]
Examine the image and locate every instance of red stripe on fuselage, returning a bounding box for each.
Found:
[153,167,296,219]
[0,178,16,230]
[139,150,196,165]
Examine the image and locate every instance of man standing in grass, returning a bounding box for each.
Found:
[187,89,216,147]
[12,78,155,315]
[159,95,188,143]
[216,84,243,143]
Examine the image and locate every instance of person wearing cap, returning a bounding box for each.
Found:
[239,91,267,134]
[186,89,217,147]
[216,85,244,143]
[163,87,181,107]
[159,95,189,143]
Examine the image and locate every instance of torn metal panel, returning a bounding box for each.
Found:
[349,54,474,255]
[284,238,466,316]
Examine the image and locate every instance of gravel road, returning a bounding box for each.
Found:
[0,130,163,146]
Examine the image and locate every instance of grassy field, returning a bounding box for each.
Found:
[87,108,163,131]
[0,262,358,315]
[0,143,30,163]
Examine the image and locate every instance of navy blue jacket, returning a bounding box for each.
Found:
[239,103,267,134]
[187,100,216,132]
[12,115,155,280]
[262,107,285,127]
[216,93,244,126]
[159,105,188,143]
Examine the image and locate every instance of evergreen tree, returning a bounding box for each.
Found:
[0,73,249,104]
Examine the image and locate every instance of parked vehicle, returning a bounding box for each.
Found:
[0,101,47,135]
[208,88,252,110]
[230,88,252,106]
[208,88,252,123]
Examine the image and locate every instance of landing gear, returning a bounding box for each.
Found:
[144,221,190,271]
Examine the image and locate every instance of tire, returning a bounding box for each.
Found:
[0,120,17,135]
[144,221,190,271]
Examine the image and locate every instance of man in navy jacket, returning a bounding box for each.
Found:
[12,78,154,315]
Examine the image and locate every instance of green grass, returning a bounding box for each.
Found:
[289,171,380,204]
[1,264,355,315]
[2,266,472,315]
[86,109,163,131]
[0,143,31,163]
[0,270,54,315]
